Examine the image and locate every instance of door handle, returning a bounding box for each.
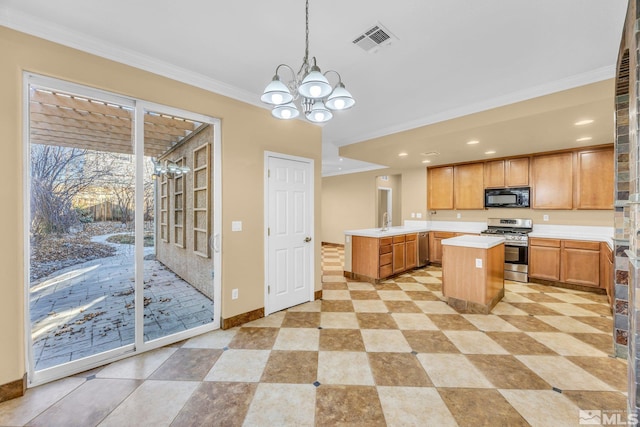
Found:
[304,236,312,243]
[210,233,221,253]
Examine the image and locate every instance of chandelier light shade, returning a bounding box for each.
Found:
[326,82,356,110]
[260,76,293,105]
[306,101,333,123]
[260,0,355,122]
[272,102,300,119]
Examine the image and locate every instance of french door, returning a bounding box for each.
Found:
[25,74,222,386]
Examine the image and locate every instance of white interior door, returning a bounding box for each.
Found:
[266,154,313,314]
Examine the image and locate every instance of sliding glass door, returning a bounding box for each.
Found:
[26,75,221,385]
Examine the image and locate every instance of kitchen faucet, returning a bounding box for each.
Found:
[381,212,389,231]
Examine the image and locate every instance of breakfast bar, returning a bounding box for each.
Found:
[441,235,505,314]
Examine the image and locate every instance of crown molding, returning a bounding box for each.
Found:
[1,9,263,109]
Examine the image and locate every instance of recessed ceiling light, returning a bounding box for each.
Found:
[466,140,480,145]
[422,159,431,164]
[574,119,594,126]
[398,152,408,157]
[576,136,593,142]
[339,157,343,162]
[485,150,496,155]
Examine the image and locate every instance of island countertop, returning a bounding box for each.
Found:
[441,235,505,249]
[344,226,429,238]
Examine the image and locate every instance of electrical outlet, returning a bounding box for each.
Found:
[543,215,549,222]
[416,213,422,219]
[456,213,461,219]
[232,288,238,300]
[411,212,416,218]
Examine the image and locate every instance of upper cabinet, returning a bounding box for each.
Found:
[530,146,614,210]
[427,166,454,210]
[484,158,529,188]
[427,144,613,211]
[531,152,573,209]
[576,147,614,209]
[454,163,484,209]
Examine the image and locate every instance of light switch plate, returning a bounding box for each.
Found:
[475,258,482,268]
[232,288,238,299]
[416,213,422,218]
[411,213,416,218]
[231,221,242,231]
[543,215,549,222]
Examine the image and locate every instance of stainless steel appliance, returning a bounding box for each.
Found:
[417,232,429,267]
[480,218,533,282]
[484,187,530,208]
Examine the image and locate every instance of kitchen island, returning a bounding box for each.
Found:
[442,235,505,314]
[344,226,428,283]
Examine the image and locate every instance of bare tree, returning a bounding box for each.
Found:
[30,144,114,236]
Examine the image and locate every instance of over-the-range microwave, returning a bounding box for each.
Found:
[484,187,530,208]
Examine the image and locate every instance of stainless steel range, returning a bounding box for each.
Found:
[480,218,533,283]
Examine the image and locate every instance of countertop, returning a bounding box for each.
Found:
[441,235,505,249]
[344,221,613,247]
[344,226,429,238]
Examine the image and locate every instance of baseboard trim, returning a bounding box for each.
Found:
[528,278,607,294]
[314,290,322,300]
[221,307,265,330]
[0,373,26,403]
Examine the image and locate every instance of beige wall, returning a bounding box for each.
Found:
[0,27,322,386]
[322,165,613,244]
[322,167,427,244]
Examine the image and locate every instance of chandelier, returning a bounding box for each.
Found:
[260,0,355,123]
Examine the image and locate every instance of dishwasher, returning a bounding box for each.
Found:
[417,232,429,267]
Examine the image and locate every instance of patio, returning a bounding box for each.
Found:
[30,233,214,371]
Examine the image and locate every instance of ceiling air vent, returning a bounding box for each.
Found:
[352,22,397,53]
[420,151,440,157]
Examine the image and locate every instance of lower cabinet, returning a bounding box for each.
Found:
[529,238,561,281]
[561,240,600,287]
[352,233,419,281]
[429,231,456,264]
[529,237,605,289]
[600,243,613,307]
[392,235,406,274]
[405,234,417,269]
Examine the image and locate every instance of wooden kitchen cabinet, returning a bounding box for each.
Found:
[576,147,614,210]
[529,237,604,289]
[427,166,454,210]
[379,237,393,279]
[392,235,406,274]
[352,234,421,281]
[405,233,418,269]
[561,240,600,287]
[528,238,561,281]
[600,242,614,308]
[531,152,573,209]
[429,231,456,264]
[454,163,484,209]
[484,158,529,188]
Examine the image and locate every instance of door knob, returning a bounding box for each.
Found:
[304,237,312,243]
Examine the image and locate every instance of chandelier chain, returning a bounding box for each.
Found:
[298,0,311,78]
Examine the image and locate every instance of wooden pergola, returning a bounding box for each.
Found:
[29,89,203,158]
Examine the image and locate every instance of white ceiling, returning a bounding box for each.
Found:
[0,0,629,175]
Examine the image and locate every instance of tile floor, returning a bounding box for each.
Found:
[1,244,627,426]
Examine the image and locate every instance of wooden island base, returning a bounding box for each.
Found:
[442,235,505,315]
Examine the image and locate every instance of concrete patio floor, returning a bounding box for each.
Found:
[30,234,214,371]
